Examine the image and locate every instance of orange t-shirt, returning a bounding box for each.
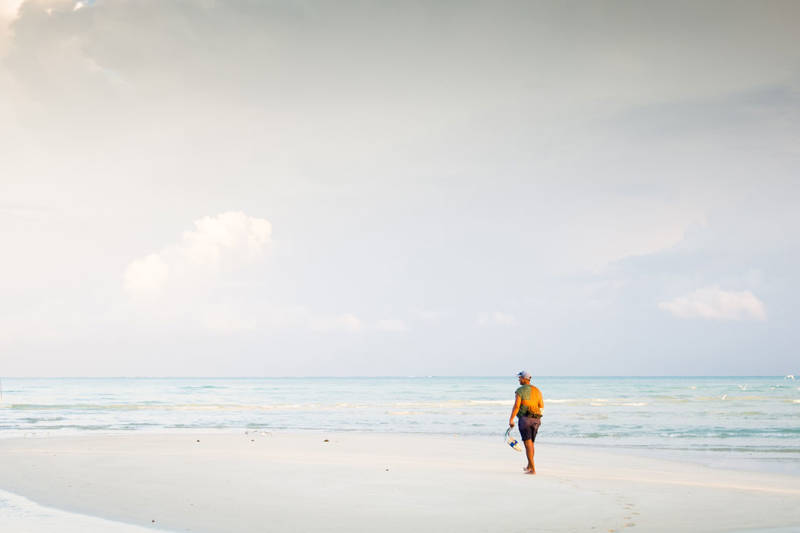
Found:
[516,384,543,416]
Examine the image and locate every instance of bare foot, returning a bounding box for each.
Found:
[525,469,536,475]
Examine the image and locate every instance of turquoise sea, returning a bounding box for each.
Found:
[1,376,799,473]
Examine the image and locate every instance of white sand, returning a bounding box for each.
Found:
[0,488,157,533]
[0,432,798,532]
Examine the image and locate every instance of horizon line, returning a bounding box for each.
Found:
[0,375,792,379]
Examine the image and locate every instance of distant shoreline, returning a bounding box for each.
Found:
[1,375,793,378]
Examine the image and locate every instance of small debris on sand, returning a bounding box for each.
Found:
[323,439,329,442]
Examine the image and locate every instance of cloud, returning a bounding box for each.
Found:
[180,212,272,269]
[477,311,518,327]
[0,0,23,21]
[121,212,365,335]
[375,319,408,332]
[72,0,97,11]
[0,0,24,54]
[123,211,272,296]
[123,253,169,295]
[658,287,766,321]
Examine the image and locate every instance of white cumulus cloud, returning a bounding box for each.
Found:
[0,0,24,54]
[123,211,272,296]
[181,212,272,269]
[123,253,169,295]
[121,213,365,335]
[658,287,766,321]
[0,0,23,20]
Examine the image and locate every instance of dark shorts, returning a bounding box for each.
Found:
[518,416,541,442]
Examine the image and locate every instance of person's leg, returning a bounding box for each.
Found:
[523,439,535,473]
[518,417,533,471]
[527,418,540,474]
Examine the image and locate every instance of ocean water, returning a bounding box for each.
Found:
[1,376,798,531]
[1,376,799,472]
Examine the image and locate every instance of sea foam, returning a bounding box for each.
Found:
[0,489,161,533]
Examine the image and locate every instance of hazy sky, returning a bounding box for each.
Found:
[1,0,799,376]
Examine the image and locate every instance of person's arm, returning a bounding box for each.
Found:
[538,388,544,411]
[509,395,521,426]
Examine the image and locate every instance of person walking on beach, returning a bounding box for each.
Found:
[509,371,543,474]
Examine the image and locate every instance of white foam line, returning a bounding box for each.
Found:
[0,489,166,533]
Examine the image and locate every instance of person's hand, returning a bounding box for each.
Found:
[508,419,515,427]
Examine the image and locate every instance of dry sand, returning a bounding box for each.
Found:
[0,432,798,532]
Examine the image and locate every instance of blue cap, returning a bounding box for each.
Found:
[517,371,531,379]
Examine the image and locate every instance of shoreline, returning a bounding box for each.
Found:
[1,431,799,532]
[4,426,798,476]
[0,488,159,533]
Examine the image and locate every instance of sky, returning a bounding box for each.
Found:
[1,0,799,376]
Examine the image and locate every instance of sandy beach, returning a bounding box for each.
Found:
[0,432,798,532]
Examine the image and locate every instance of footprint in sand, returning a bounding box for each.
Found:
[624,523,636,528]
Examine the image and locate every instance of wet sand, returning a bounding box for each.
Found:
[0,432,798,532]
